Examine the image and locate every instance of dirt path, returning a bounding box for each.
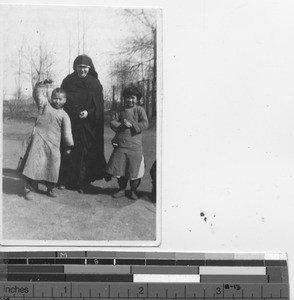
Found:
[2,119,157,242]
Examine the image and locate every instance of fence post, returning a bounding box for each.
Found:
[151,81,156,117]
[146,79,150,118]
[121,84,125,107]
[138,80,144,109]
[112,85,115,111]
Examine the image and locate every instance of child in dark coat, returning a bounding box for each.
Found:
[106,86,148,200]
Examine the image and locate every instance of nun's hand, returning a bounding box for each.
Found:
[79,110,88,119]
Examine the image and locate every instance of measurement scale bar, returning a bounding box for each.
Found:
[0,251,289,299]
[132,266,199,274]
[199,266,266,275]
[133,274,200,282]
[64,265,131,274]
[0,282,290,299]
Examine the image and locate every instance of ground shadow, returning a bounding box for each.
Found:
[82,184,155,203]
[3,168,20,178]
[3,168,156,204]
[2,168,25,197]
[140,192,156,204]
[76,184,117,196]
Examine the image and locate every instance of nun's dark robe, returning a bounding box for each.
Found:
[60,72,106,189]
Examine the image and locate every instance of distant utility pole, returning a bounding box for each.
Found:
[77,12,80,55]
[82,13,86,54]
[68,32,71,74]
[16,47,23,101]
[141,46,144,81]
[77,11,86,55]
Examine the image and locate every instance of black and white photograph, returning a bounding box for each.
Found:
[2,0,294,295]
[0,4,161,245]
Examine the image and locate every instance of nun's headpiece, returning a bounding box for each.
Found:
[73,54,98,78]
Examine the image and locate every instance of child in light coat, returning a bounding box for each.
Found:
[106,86,148,200]
[18,86,74,200]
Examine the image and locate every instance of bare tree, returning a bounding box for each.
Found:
[12,40,26,101]
[112,9,157,116]
[110,59,139,86]
[63,11,87,76]
[125,9,156,105]
[77,12,81,55]
[23,37,56,100]
[82,12,86,54]
[68,31,72,74]
[76,10,87,56]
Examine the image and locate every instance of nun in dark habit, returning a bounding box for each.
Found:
[59,54,107,193]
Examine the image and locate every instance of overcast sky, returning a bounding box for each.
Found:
[0,4,156,98]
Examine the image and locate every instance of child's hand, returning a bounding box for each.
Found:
[64,149,71,155]
[123,119,132,128]
[79,110,88,119]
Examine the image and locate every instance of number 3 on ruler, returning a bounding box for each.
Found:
[216,287,222,295]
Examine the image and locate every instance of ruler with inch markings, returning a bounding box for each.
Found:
[0,251,290,299]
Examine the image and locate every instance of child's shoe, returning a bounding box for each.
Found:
[24,190,34,201]
[58,185,66,190]
[47,188,57,198]
[112,189,126,198]
[104,174,112,182]
[129,191,139,200]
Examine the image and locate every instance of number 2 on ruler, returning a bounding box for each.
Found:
[139,287,144,295]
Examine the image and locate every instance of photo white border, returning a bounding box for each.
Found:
[0,3,162,248]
